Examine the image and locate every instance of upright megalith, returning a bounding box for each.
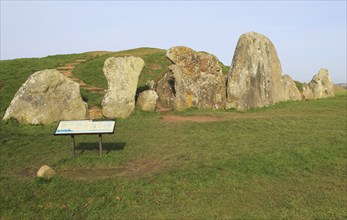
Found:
[102,56,145,118]
[281,75,302,101]
[226,32,300,110]
[163,46,226,110]
[302,68,335,100]
[2,69,88,124]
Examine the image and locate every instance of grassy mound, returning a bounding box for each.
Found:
[73,48,172,89]
[0,50,346,219]
[73,47,230,107]
[0,47,230,109]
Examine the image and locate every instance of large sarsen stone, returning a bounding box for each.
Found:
[226,32,301,110]
[2,69,88,124]
[165,46,226,110]
[102,56,144,118]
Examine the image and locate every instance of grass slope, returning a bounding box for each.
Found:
[73,47,230,89]
[72,47,230,107]
[0,52,346,219]
[1,91,346,218]
[0,53,94,116]
[0,48,230,109]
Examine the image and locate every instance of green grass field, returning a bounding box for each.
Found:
[0,51,346,219]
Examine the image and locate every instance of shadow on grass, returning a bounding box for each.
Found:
[76,142,126,155]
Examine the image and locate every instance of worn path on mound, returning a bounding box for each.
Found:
[56,52,111,119]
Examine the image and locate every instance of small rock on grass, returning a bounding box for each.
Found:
[37,165,56,178]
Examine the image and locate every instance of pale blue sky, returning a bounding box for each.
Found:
[1,1,346,83]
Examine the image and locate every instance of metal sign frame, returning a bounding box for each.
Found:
[54,120,117,157]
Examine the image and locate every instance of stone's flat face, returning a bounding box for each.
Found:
[137,90,159,111]
[226,32,301,110]
[163,46,226,111]
[102,56,144,118]
[2,69,88,124]
[304,68,335,99]
[302,83,314,100]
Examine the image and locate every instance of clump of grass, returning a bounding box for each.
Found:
[219,61,230,75]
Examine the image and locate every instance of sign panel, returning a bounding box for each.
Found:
[55,120,116,135]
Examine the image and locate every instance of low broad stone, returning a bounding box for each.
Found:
[102,56,145,118]
[2,69,88,124]
[165,46,226,110]
[37,165,56,178]
[303,68,335,100]
[137,90,159,111]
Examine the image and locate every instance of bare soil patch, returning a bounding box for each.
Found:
[59,159,164,180]
[88,106,103,119]
[162,114,225,123]
[150,64,161,70]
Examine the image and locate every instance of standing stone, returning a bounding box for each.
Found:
[226,32,298,110]
[165,46,226,110]
[102,57,144,118]
[137,90,159,111]
[281,75,302,101]
[302,83,314,100]
[2,69,88,124]
[37,165,56,178]
[303,68,335,100]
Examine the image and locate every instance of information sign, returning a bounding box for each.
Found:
[55,120,116,135]
[54,120,117,157]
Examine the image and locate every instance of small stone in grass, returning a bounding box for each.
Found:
[37,165,55,178]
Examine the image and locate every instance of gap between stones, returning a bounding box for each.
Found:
[56,58,105,119]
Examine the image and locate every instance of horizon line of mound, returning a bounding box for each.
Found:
[2,69,88,124]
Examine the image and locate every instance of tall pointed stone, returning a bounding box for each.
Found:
[226,32,300,110]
